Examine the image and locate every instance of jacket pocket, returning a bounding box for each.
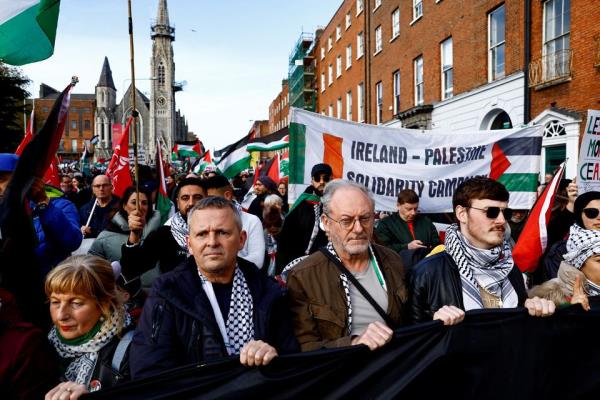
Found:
[309,303,346,339]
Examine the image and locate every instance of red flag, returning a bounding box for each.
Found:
[15,107,35,156]
[513,161,566,273]
[156,139,171,224]
[43,156,60,187]
[193,141,202,156]
[267,154,280,184]
[106,117,133,198]
[202,149,212,163]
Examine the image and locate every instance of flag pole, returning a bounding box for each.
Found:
[127,0,140,209]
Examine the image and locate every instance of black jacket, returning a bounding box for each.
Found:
[130,257,299,379]
[409,251,528,323]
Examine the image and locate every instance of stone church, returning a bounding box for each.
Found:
[94,0,188,163]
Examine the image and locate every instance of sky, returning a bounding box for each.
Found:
[21,0,341,150]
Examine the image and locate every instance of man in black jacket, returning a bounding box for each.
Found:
[130,197,298,379]
[409,177,555,323]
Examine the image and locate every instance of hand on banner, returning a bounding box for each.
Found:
[570,275,590,311]
[128,209,145,244]
[407,240,426,250]
[240,340,278,366]
[524,296,556,317]
[351,321,393,350]
[45,381,88,400]
[433,305,465,325]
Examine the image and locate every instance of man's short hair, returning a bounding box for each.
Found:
[397,189,419,205]
[321,179,374,216]
[204,174,232,191]
[452,177,509,209]
[187,196,242,231]
[174,177,206,199]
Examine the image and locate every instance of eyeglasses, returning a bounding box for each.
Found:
[325,213,373,230]
[583,208,600,219]
[92,183,111,189]
[468,206,512,220]
[313,175,331,183]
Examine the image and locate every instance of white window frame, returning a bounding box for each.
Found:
[320,47,325,60]
[414,56,424,106]
[391,8,400,39]
[328,104,334,117]
[357,0,364,15]
[346,44,353,69]
[346,12,352,29]
[413,0,423,21]
[337,98,343,119]
[441,37,453,99]
[357,31,364,58]
[328,64,333,86]
[336,25,342,41]
[376,81,383,124]
[336,55,342,78]
[71,139,78,152]
[393,70,400,114]
[488,5,506,81]
[374,26,382,54]
[328,36,333,51]
[346,90,353,120]
[543,0,571,80]
[374,0,382,11]
[321,72,326,92]
[357,82,365,122]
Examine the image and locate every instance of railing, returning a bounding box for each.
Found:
[529,49,573,88]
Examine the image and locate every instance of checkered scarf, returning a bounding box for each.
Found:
[170,212,188,250]
[445,224,518,311]
[564,224,600,296]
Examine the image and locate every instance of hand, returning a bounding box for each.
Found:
[524,296,556,317]
[28,178,49,204]
[351,321,393,350]
[128,209,145,243]
[433,305,465,325]
[407,240,426,250]
[45,381,88,400]
[570,275,590,311]
[567,181,578,202]
[80,226,91,236]
[239,340,278,366]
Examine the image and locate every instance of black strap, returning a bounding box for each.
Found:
[319,248,396,329]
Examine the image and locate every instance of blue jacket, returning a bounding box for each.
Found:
[130,257,299,379]
[33,197,82,275]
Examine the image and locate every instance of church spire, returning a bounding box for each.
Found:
[157,0,170,27]
[151,0,174,40]
[97,56,116,90]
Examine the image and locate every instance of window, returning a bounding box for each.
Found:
[391,8,400,39]
[158,63,165,87]
[543,0,571,80]
[413,0,423,20]
[71,139,78,152]
[357,0,364,15]
[346,12,351,29]
[42,106,49,113]
[321,47,325,60]
[374,26,382,53]
[336,25,342,41]
[346,45,352,69]
[346,91,353,120]
[329,104,334,117]
[336,55,342,77]
[414,56,424,106]
[376,81,383,124]
[71,120,77,130]
[357,31,364,58]
[488,5,505,81]
[84,120,90,130]
[441,37,453,99]
[374,0,382,10]
[321,73,326,92]
[337,98,343,119]
[328,36,332,51]
[357,83,365,122]
[393,70,401,114]
[328,64,333,85]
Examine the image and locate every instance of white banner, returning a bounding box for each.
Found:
[577,109,600,193]
[289,109,542,213]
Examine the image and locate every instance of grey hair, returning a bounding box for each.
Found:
[264,194,283,208]
[321,179,375,216]
[187,196,243,231]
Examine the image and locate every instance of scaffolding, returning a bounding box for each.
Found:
[288,32,316,112]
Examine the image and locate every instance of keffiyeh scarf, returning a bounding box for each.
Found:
[199,266,254,355]
[170,212,188,250]
[564,224,600,296]
[48,309,130,388]
[445,224,518,311]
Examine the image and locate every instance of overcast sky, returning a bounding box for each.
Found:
[21,0,340,150]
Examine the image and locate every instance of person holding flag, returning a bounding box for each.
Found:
[79,175,119,239]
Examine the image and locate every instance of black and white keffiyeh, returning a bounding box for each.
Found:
[564,224,600,296]
[48,309,130,388]
[170,212,189,250]
[199,266,254,355]
[325,242,353,335]
[445,224,518,311]
[305,202,322,255]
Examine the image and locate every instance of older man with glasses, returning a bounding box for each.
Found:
[286,180,463,352]
[79,174,119,238]
[409,177,555,324]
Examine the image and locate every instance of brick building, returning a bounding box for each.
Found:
[268,79,289,133]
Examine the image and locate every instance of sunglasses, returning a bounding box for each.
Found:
[583,208,600,219]
[313,175,331,183]
[468,206,513,220]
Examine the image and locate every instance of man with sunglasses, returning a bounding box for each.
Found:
[409,177,555,323]
[276,163,333,273]
[287,180,464,352]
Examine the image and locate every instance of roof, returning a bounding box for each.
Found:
[97,56,116,90]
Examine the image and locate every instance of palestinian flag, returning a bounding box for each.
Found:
[192,150,215,174]
[215,134,252,179]
[280,151,289,178]
[0,0,61,66]
[156,138,171,225]
[513,161,566,273]
[246,129,290,152]
[172,140,202,159]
